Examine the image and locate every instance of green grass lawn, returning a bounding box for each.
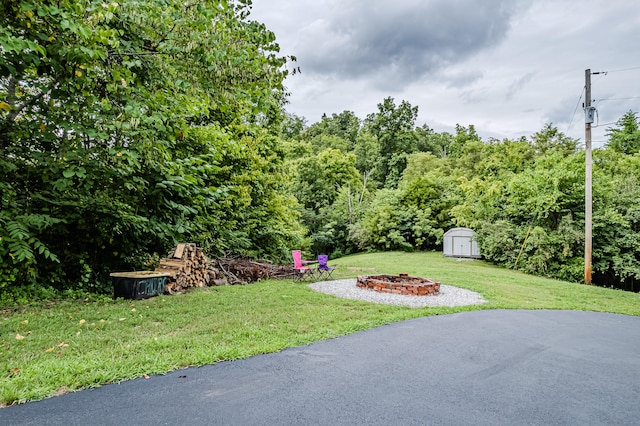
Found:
[1,251,639,406]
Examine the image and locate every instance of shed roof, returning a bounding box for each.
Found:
[443,227,476,237]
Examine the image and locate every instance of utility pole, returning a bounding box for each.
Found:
[584,69,593,285]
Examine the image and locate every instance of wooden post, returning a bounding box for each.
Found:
[584,69,592,285]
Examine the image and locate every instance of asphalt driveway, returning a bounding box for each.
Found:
[2,310,639,425]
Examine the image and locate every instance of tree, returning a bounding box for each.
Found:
[415,124,454,158]
[590,152,640,291]
[353,131,379,177]
[454,139,486,176]
[401,152,451,182]
[475,137,535,177]
[290,148,361,211]
[308,134,350,154]
[400,169,459,231]
[349,189,442,251]
[447,124,481,158]
[0,0,301,298]
[606,111,640,155]
[304,110,360,148]
[449,149,587,281]
[280,113,307,140]
[531,123,579,156]
[364,97,419,187]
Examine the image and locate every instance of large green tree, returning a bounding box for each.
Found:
[365,97,418,187]
[606,111,640,155]
[290,148,361,211]
[1,0,301,299]
[531,123,579,156]
[304,111,360,148]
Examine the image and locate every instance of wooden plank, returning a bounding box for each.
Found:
[153,268,179,278]
[110,271,172,279]
[173,243,187,259]
[158,259,185,268]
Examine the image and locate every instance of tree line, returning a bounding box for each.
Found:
[2,1,639,304]
[281,101,640,292]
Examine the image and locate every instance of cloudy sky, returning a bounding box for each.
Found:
[249,0,640,147]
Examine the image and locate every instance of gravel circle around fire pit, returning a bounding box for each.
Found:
[308,279,486,308]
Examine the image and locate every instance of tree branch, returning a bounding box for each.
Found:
[0,76,57,150]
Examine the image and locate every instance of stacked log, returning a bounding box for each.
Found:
[155,243,219,294]
[154,243,298,294]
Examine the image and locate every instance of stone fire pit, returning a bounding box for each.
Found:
[356,273,440,296]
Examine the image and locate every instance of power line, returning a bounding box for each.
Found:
[566,85,585,133]
[592,121,617,128]
[595,96,640,102]
[604,66,640,73]
[591,73,608,84]
[591,68,640,89]
[590,66,640,81]
[568,68,639,139]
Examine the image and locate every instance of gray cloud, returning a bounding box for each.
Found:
[442,69,484,89]
[249,0,640,145]
[460,86,491,104]
[506,72,535,100]
[298,0,532,89]
[544,93,588,136]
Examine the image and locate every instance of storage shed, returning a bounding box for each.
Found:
[443,227,481,259]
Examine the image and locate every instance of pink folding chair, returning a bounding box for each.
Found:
[291,250,316,282]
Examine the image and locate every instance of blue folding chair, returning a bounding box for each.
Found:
[316,254,336,280]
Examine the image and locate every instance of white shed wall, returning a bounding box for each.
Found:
[443,228,481,258]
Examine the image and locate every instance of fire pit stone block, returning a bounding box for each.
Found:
[356,274,440,296]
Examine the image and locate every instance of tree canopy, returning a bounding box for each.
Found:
[606,111,640,155]
[1,0,303,301]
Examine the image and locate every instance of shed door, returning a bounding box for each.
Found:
[452,236,472,256]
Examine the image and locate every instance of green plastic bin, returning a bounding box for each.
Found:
[110,271,171,300]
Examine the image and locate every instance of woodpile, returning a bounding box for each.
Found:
[155,243,296,294]
[155,243,220,294]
